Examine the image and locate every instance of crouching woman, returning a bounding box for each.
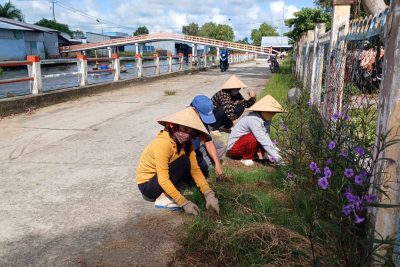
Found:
[227,95,285,166]
[136,107,219,216]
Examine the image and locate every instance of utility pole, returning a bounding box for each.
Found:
[51,0,56,21]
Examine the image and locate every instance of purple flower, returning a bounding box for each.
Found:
[324,166,332,178]
[280,121,287,131]
[363,194,376,204]
[344,168,354,178]
[273,139,278,145]
[268,155,276,163]
[325,158,333,165]
[342,205,353,216]
[318,177,329,190]
[332,112,340,121]
[328,141,336,150]
[344,188,356,202]
[307,100,312,106]
[309,161,318,171]
[286,172,294,179]
[314,167,321,175]
[342,113,350,121]
[340,150,348,157]
[354,174,363,185]
[354,213,365,224]
[354,146,365,156]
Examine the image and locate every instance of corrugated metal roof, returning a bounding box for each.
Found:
[261,36,291,47]
[0,21,32,31]
[0,17,59,32]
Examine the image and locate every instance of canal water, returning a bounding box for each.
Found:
[0,59,188,99]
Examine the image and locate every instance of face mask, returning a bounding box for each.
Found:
[173,130,191,144]
[230,89,240,96]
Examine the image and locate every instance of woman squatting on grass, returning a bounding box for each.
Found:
[136,107,220,215]
[227,95,285,166]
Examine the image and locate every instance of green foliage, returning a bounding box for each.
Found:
[71,30,84,39]
[35,18,72,35]
[236,37,249,44]
[133,26,149,36]
[251,23,279,46]
[273,79,397,265]
[117,51,136,57]
[285,8,331,43]
[164,89,176,96]
[176,167,311,266]
[0,1,23,21]
[198,22,234,42]
[182,22,199,36]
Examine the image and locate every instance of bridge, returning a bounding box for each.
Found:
[60,32,280,55]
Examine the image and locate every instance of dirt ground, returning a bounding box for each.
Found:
[0,61,270,266]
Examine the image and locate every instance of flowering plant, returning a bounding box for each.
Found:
[271,91,398,265]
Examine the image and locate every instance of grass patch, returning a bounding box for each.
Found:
[174,166,311,266]
[164,89,177,96]
[260,59,297,103]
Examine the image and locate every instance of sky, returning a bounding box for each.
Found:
[10,0,316,40]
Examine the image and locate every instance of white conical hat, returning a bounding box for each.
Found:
[248,95,285,113]
[221,75,247,90]
[158,107,209,135]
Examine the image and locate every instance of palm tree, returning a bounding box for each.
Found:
[0,1,24,21]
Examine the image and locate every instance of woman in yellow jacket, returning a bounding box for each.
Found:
[136,107,220,216]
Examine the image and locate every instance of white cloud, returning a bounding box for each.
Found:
[13,0,302,40]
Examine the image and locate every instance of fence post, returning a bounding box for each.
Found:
[136,54,143,77]
[203,54,207,68]
[178,53,183,71]
[188,54,193,69]
[322,1,352,118]
[76,54,87,87]
[111,53,120,81]
[154,53,160,75]
[310,23,326,106]
[216,47,220,65]
[371,0,400,261]
[27,55,42,94]
[303,30,314,89]
[167,54,172,73]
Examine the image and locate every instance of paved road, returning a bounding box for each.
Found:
[0,61,270,266]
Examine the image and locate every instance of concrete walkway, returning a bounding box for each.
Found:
[0,61,270,266]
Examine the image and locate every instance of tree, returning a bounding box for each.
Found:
[236,37,249,44]
[0,1,24,21]
[285,8,331,43]
[35,18,72,35]
[182,22,199,36]
[71,30,84,39]
[198,22,234,42]
[134,26,149,36]
[250,23,278,46]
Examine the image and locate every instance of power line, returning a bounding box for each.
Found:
[55,0,136,31]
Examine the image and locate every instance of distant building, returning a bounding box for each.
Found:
[261,36,292,50]
[0,17,81,60]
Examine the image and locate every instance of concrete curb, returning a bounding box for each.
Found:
[0,68,206,118]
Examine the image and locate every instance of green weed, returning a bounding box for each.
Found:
[164,89,177,96]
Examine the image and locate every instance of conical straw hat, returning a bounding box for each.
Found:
[221,75,247,90]
[158,107,209,135]
[248,95,285,113]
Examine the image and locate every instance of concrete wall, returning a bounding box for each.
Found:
[0,29,26,60]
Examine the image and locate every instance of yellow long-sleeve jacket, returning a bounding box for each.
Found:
[136,130,211,206]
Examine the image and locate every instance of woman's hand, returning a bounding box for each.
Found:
[204,190,220,214]
[181,201,200,216]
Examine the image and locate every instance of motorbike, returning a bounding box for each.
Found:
[220,53,229,72]
[269,56,280,73]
